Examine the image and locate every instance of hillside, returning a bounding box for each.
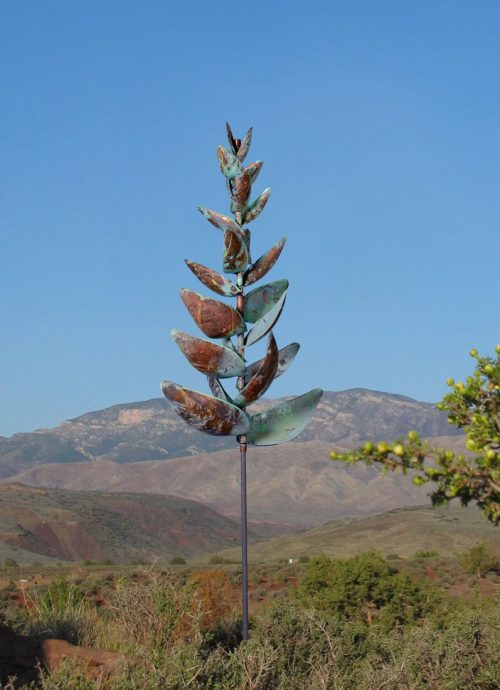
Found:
[211,504,500,563]
[0,389,468,530]
[7,440,439,528]
[0,483,259,564]
[0,389,461,479]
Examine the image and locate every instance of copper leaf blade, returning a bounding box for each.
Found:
[234,333,279,407]
[236,127,253,162]
[180,288,245,338]
[243,188,271,224]
[245,291,287,346]
[244,342,300,384]
[161,381,249,436]
[247,389,323,446]
[198,207,246,241]
[245,161,263,185]
[217,145,244,179]
[223,229,249,274]
[244,280,289,324]
[244,237,287,287]
[184,260,240,297]
[171,329,246,378]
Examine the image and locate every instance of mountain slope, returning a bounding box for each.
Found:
[212,504,500,562]
[0,483,255,563]
[6,440,456,528]
[0,389,461,479]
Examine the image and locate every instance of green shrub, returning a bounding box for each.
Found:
[15,580,95,646]
[170,556,186,565]
[415,549,438,559]
[296,551,440,630]
[460,543,499,576]
[3,558,19,570]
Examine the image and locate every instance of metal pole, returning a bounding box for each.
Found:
[239,434,249,640]
[235,208,249,641]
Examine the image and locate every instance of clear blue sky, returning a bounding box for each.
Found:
[1,1,499,436]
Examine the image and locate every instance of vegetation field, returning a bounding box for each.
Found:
[0,530,498,689]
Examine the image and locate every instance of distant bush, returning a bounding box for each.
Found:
[415,549,438,559]
[298,555,309,563]
[4,558,19,570]
[460,542,499,576]
[296,551,441,630]
[170,556,186,565]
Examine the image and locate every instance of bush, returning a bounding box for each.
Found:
[296,551,441,630]
[3,558,19,570]
[16,580,95,645]
[460,543,499,576]
[170,556,186,565]
[415,550,438,559]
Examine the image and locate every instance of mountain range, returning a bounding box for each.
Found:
[0,389,460,474]
[0,389,464,530]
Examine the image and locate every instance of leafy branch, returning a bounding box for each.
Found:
[330,345,500,524]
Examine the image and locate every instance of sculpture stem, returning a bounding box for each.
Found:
[235,209,249,641]
[239,433,248,640]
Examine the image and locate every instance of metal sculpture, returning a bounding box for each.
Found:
[161,124,323,640]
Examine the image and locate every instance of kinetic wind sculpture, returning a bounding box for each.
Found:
[161,123,322,640]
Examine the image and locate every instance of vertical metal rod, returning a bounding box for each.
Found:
[235,207,249,641]
[239,435,249,640]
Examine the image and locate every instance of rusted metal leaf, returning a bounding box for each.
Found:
[244,280,289,324]
[198,206,246,242]
[217,146,244,179]
[161,381,250,436]
[228,171,252,213]
[244,342,300,384]
[244,236,287,287]
[236,127,252,162]
[180,288,245,338]
[223,229,249,274]
[226,122,238,155]
[245,161,263,185]
[207,376,233,403]
[243,188,271,224]
[247,388,323,446]
[184,260,240,297]
[234,333,279,407]
[171,329,246,378]
[245,290,287,346]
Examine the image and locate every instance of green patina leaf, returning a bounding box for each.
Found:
[244,280,289,323]
[248,389,323,446]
